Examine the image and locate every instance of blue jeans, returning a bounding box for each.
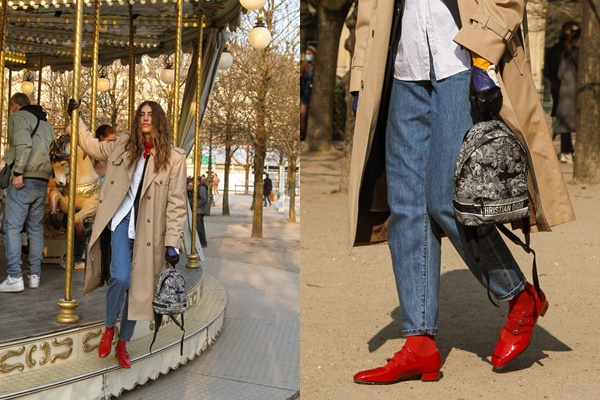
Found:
[4,179,48,278]
[385,69,525,337]
[106,211,136,342]
[263,193,271,206]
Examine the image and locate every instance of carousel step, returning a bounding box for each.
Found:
[0,273,226,400]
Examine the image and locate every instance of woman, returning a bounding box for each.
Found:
[93,124,117,177]
[348,0,574,384]
[552,28,580,163]
[75,100,187,369]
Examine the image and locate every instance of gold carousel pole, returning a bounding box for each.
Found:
[90,0,101,131]
[0,0,8,153]
[128,4,136,127]
[37,53,43,105]
[6,68,10,120]
[186,11,205,270]
[57,0,84,324]
[172,0,183,146]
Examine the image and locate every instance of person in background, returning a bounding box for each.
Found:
[0,93,54,293]
[213,173,220,196]
[188,177,209,248]
[57,123,118,271]
[300,45,316,141]
[58,123,117,271]
[193,179,210,248]
[72,100,187,369]
[544,21,580,118]
[552,28,580,164]
[263,173,272,207]
[93,124,117,177]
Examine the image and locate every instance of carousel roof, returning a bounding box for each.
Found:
[2,0,242,71]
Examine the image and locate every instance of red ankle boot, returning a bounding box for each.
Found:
[492,282,549,368]
[98,326,115,358]
[353,337,441,384]
[115,339,131,369]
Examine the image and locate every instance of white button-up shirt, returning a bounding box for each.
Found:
[110,155,147,239]
[394,0,470,81]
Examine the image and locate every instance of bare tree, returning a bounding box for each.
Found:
[96,62,129,131]
[235,0,300,238]
[267,59,301,222]
[204,44,253,216]
[304,0,354,151]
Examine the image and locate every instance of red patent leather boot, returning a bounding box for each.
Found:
[353,337,441,384]
[115,339,132,369]
[492,282,549,368]
[98,326,115,358]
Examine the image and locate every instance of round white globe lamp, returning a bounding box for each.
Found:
[248,25,271,50]
[21,80,34,95]
[240,0,267,11]
[218,51,234,70]
[160,68,175,84]
[97,76,110,92]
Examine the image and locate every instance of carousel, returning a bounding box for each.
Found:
[0,0,249,398]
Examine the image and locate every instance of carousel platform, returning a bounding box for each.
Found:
[0,254,225,399]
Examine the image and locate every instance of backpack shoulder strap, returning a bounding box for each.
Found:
[463,226,499,308]
[149,313,163,354]
[170,314,185,356]
[495,220,542,299]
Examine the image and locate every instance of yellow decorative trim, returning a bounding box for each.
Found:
[188,287,198,309]
[0,347,25,374]
[50,337,73,363]
[40,342,50,365]
[25,345,37,368]
[83,328,102,353]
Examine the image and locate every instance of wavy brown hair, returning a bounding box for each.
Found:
[126,101,172,172]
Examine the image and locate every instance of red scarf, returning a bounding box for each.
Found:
[143,141,153,158]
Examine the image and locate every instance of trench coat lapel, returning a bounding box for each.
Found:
[140,150,158,196]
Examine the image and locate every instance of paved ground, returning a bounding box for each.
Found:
[111,193,300,399]
[300,146,600,400]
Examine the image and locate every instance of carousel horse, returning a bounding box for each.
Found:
[48,135,101,260]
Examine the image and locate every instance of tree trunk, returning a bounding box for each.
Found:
[251,134,266,237]
[251,61,268,238]
[244,165,250,195]
[306,0,353,151]
[573,2,600,184]
[223,141,232,216]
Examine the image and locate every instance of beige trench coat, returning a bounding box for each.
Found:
[77,120,188,321]
[348,0,575,247]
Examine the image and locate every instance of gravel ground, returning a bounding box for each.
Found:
[300,148,599,400]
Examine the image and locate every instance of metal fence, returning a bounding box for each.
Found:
[234,182,300,196]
